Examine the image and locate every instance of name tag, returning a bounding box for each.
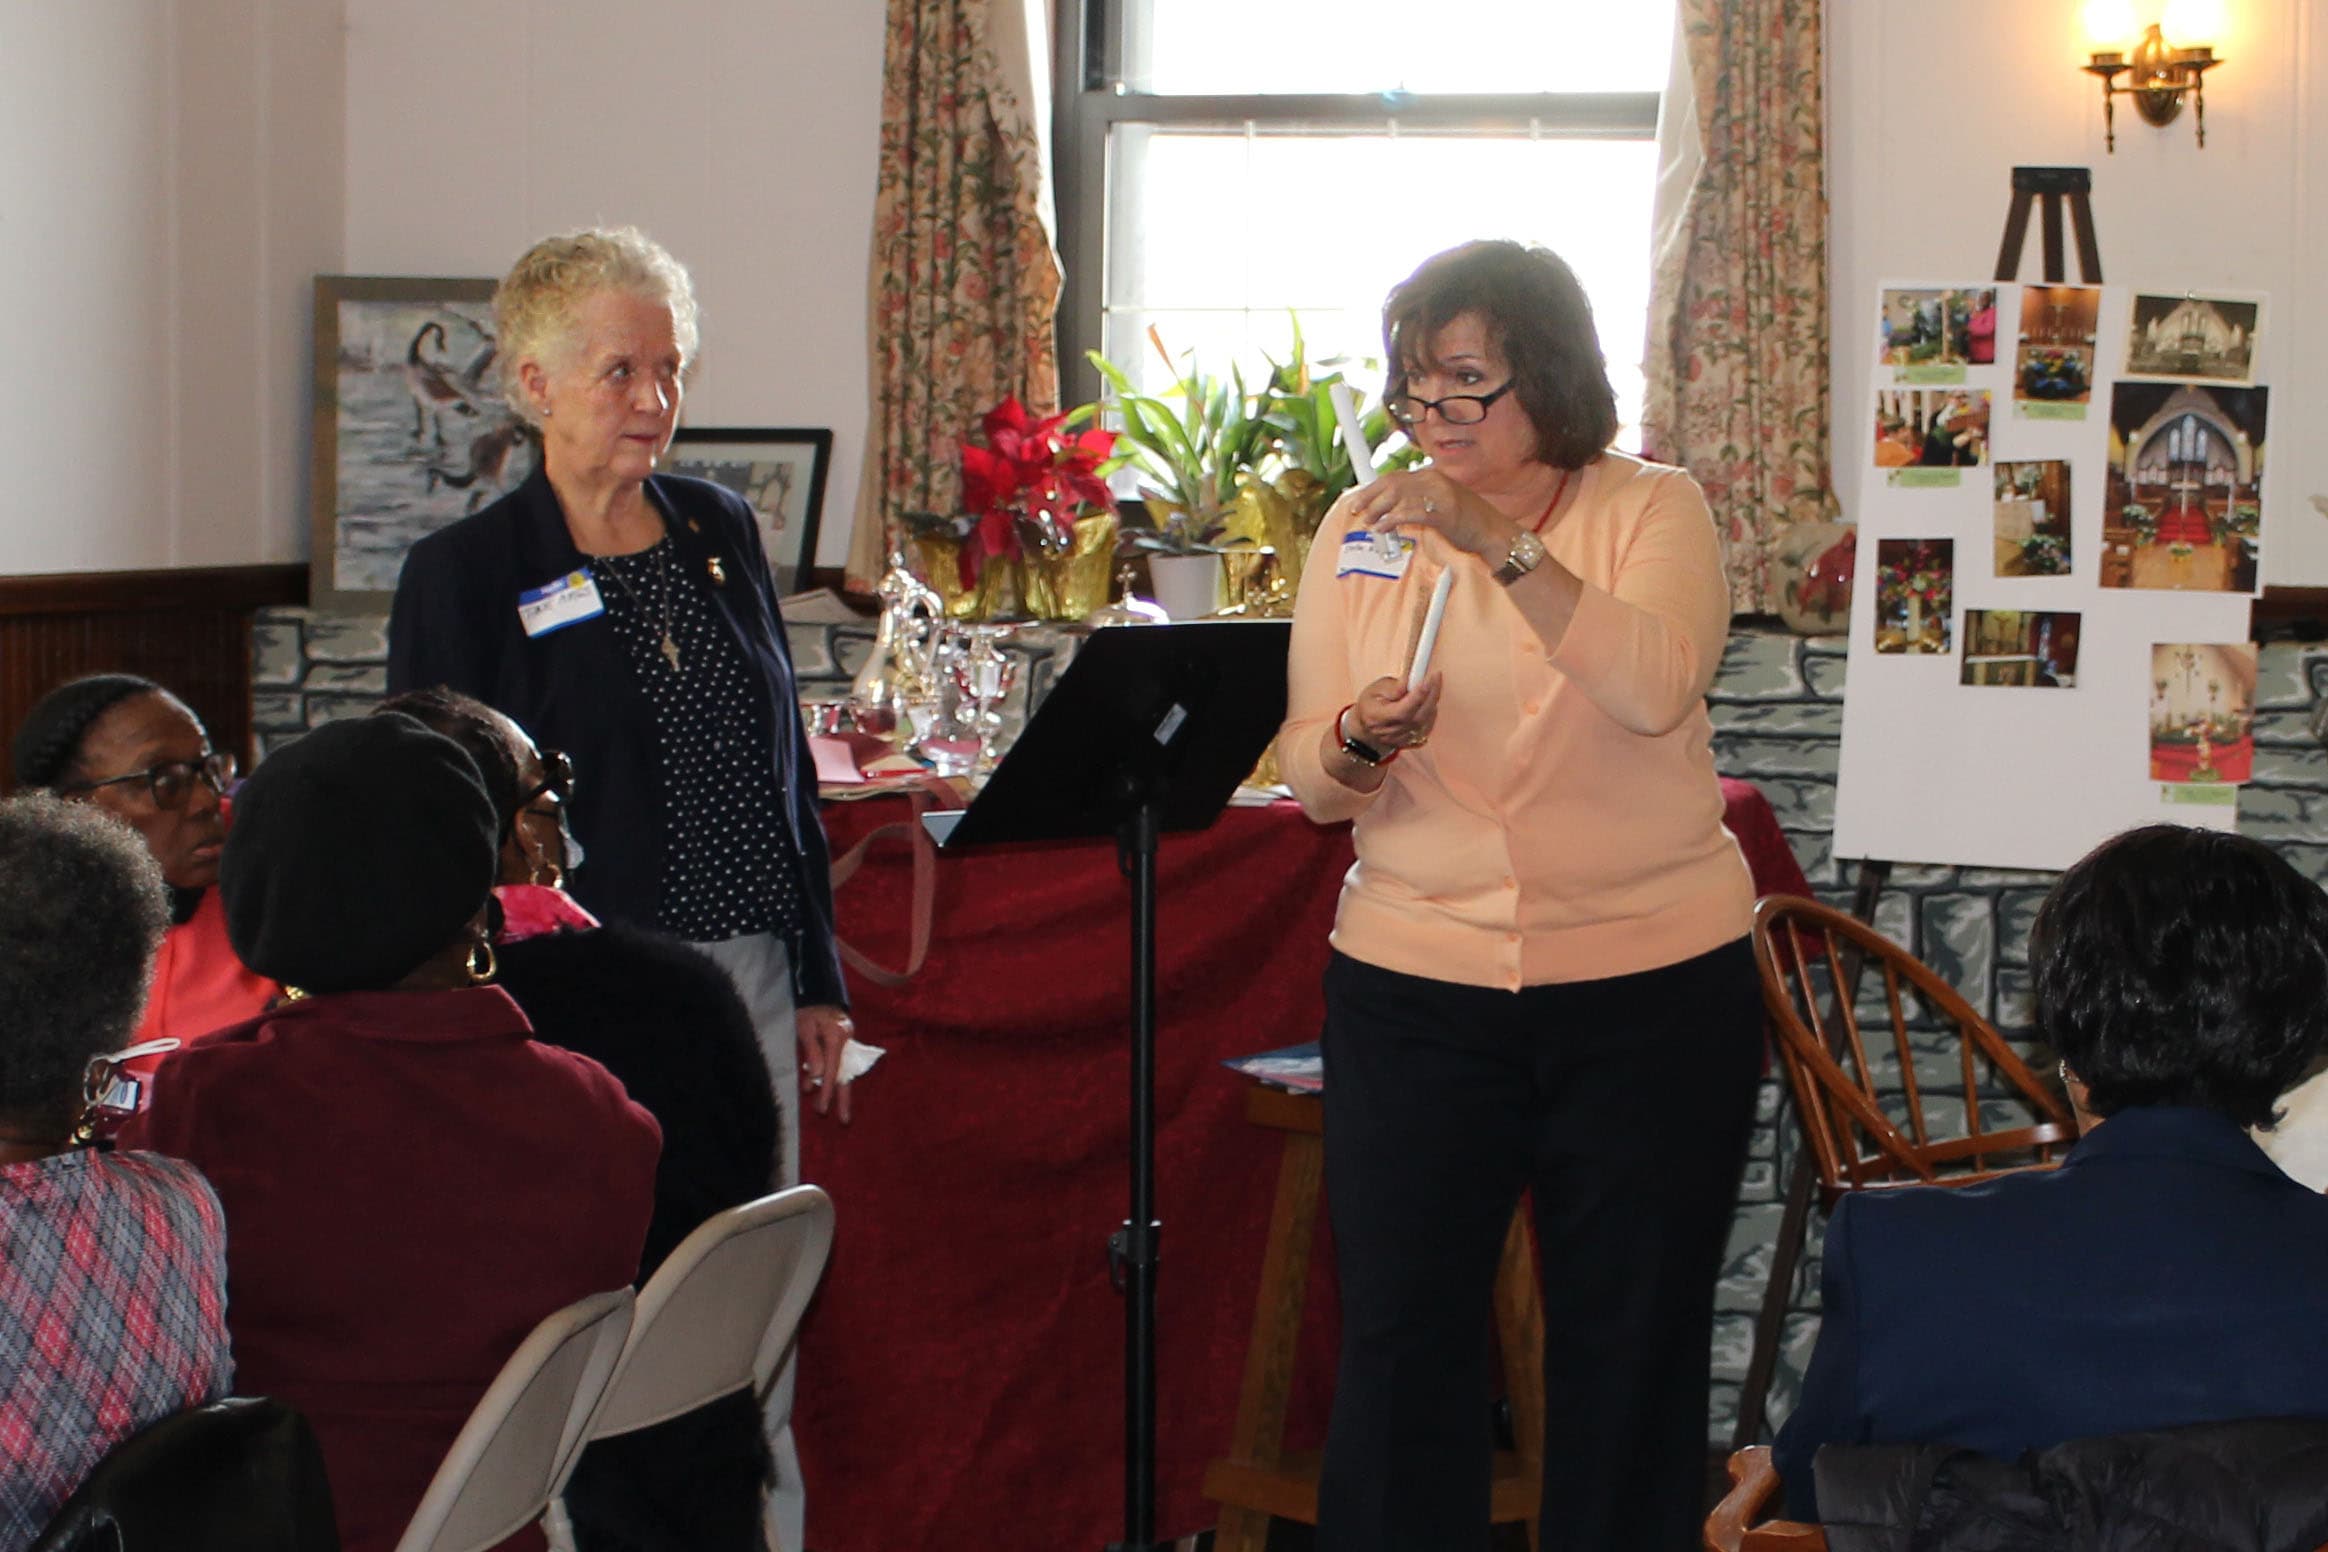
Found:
[1335,530,1414,580]
[517,571,606,637]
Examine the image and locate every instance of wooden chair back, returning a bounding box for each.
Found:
[1702,1447,1822,1551]
[1750,894,2074,1208]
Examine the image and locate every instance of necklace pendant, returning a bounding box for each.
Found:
[660,633,682,672]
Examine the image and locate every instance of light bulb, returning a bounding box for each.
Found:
[2082,0,2139,47]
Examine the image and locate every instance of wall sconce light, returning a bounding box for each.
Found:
[2084,23,2221,151]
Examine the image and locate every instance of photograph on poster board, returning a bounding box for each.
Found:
[2123,293,2260,383]
[1961,609,2081,688]
[2099,382,2266,593]
[1873,539,1954,654]
[1993,461,2073,577]
[2014,285,2100,418]
[2148,642,2257,784]
[1875,388,1989,479]
[1877,286,1997,381]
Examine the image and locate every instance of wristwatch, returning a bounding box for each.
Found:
[1338,705,1394,766]
[1491,528,1549,587]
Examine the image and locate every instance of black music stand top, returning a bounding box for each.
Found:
[924,618,1292,851]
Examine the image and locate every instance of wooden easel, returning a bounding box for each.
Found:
[1993,165,2104,284]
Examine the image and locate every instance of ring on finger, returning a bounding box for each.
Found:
[1423,497,1438,515]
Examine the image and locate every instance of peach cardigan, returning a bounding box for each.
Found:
[1276,452,1752,991]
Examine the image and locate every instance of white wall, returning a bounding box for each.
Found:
[342,0,886,569]
[1826,0,2326,583]
[0,0,343,573]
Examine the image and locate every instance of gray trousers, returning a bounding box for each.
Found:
[695,932,804,1552]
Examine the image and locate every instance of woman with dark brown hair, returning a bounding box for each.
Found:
[1274,239,1760,1551]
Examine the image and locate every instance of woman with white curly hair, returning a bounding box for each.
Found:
[387,227,846,1551]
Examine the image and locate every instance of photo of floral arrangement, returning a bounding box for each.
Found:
[1874,538,1953,654]
[2014,285,2100,416]
[2149,642,2257,784]
[1993,461,2072,577]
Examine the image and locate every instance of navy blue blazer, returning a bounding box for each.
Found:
[386,467,847,1010]
[1776,1105,2328,1521]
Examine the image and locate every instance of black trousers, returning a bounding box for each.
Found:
[1316,939,1763,1552]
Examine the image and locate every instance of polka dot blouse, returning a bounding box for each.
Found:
[592,538,806,944]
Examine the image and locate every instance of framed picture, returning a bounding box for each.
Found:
[310,276,533,611]
[662,427,832,594]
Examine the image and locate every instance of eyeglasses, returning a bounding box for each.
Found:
[1384,381,1518,428]
[515,748,575,813]
[65,750,235,809]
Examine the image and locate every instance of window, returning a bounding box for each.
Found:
[1054,1,1675,448]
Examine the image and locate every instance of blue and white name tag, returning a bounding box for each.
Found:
[517,571,607,637]
[1335,530,1415,580]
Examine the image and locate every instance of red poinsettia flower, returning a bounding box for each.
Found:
[949,397,1118,588]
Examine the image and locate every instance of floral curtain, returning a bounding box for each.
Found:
[1641,0,1840,615]
[847,0,1063,590]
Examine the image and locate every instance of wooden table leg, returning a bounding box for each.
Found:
[1205,1091,1326,1552]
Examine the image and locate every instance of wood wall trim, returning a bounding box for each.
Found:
[0,564,309,618]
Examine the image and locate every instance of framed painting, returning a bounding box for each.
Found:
[662,427,832,594]
[310,275,533,610]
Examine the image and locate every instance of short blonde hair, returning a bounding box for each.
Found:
[494,226,701,423]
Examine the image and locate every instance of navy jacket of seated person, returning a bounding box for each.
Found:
[1775,1104,2328,1522]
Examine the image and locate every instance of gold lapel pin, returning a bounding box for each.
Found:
[707,556,728,586]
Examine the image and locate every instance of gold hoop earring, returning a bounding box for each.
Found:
[467,939,498,985]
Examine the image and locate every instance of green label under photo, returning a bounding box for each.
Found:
[1897,363,1967,385]
[2016,400,2087,421]
[2161,783,2238,807]
[1887,468,1963,490]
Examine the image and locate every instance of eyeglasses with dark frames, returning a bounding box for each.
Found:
[514,748,576,814]
[64,750,236,810]
[1384,380,1518,429]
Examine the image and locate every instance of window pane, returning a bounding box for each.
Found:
[1100,129,1659,450]
[1120,0,1674,96]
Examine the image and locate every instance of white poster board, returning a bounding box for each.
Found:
[1833,281,2271,872]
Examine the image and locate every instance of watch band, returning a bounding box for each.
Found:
[1337,704,1396,766]
[1491,528,1549,587]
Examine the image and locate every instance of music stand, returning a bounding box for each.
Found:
[924,619,1293,1552]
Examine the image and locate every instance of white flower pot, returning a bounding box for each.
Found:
[1148,553,1222,620]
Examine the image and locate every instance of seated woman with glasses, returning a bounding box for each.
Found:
[380,687,777,1552]
[119,713,660,1552]
[11,676,275,1077]
[0,792,232,1548]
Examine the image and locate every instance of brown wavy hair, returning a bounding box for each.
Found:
[1382,240,1618,471]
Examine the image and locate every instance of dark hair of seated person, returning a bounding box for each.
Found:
[2031,824,2328,1130]
[0,793,170,1141]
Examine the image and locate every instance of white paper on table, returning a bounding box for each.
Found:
[808,735,865,785]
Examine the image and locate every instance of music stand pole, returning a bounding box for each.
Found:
[1108,795,1164,1551]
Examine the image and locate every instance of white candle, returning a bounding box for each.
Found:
[1408,566,1456,690]
[1331,382,1380,484]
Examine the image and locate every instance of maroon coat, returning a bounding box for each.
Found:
[121,986,660,1552]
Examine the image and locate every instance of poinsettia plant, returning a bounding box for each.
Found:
[903,396,1117,589]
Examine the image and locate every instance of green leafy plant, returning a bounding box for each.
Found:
[1086,330,1274,526]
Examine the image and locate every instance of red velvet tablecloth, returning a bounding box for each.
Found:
[796,784,1808,1552]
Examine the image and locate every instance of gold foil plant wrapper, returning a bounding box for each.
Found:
[1022,513,1118,620]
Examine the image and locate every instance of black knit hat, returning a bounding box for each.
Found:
[220,714,499,994]
[11,675,164,789]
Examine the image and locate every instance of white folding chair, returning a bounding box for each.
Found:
[598,1184,834,1434]
[392,1287,634,1552]
[540,1187,835,1552]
